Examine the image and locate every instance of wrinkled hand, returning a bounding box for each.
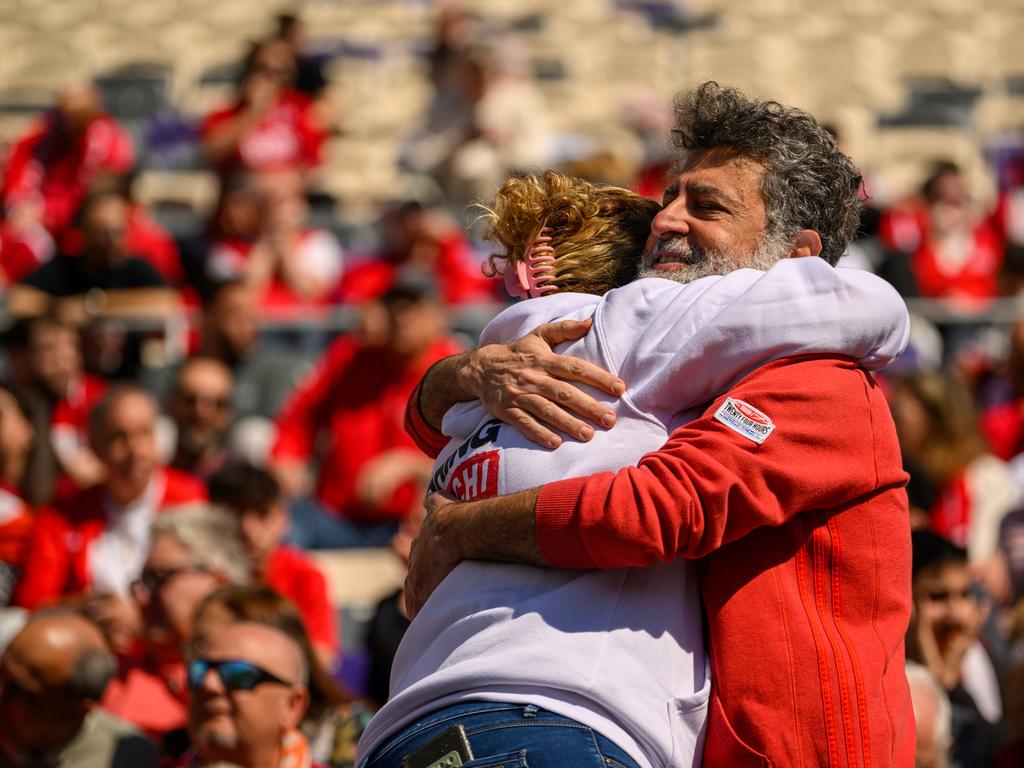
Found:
[404,494,463,619]
[464,319,625,448]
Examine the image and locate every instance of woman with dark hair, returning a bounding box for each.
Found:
[192,585,371,768]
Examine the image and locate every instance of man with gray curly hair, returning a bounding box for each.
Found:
[396,81,915,767]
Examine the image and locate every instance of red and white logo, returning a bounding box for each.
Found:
[714,397,775,445]
[447,450,500,501]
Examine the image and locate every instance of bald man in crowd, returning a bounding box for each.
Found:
[0,611,158,767]
[185,621,314,768]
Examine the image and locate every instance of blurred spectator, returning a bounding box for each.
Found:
[80,174,189,293]
[166,357,236,480]
[0,386,35,607]
[13,386,206,621]
[275,13,327,99]
[207,464,338,666]
[907,531,1002,767]
[19,316,108,497]
[201,39,326,177]
[204,171,343,309]
[890,373,1019,600]
[337,201,495,305]
[183,621,314,768]
[104,504,250,746]
[192,586,371,768]
[271,278,460,548]
[1,82,134,247]
[199,279,309,420]
[906,661,954,768]
[402,40,551,208]
[8,188,177,322]
[980,318,1024,462]
[892,162,1004,306]
[0,609,158,768]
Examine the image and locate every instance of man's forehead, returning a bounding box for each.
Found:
[673,149,767,192]
[205,623,302,680]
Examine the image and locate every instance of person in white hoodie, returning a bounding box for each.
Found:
[357,171,910,768]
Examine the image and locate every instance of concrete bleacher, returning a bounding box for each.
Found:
[0,0,1021,214]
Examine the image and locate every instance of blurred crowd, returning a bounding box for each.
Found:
[1,3,1024,768]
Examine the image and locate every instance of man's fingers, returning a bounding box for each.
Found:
[529,321,625,398]
[504,393,597,444]
[532,318,593,346]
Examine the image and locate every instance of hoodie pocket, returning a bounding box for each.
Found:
[704,693,773,768]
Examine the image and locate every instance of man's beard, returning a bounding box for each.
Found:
[639,231,789,284]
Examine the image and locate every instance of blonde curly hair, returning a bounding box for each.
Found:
[481,171,661,296]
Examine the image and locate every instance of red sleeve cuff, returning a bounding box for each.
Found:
[535,476,599,569]
[404,380,449,458]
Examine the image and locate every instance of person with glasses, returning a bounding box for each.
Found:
[167,357,237,481]
[182,621,320,768]
[100,504,251,751]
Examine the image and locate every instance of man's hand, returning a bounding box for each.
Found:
[458,319,625,448]
[404,488,544,618]
[404,494,463,619]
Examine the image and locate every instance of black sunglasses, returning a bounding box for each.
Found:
[188,658,294,692]
[133,564,210,594]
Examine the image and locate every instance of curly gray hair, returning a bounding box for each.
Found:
[670,82,863,266]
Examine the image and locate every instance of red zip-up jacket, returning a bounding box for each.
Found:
[407,355,915,768]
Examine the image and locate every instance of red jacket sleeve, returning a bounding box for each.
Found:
[536,356,906,568]
[13,505,72,610]
[403,378,449,459]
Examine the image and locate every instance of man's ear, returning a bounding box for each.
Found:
[788,229,823,258]
[282,686,310,730]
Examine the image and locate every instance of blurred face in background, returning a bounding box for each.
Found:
[925,171,971,238]
[135,532,225,659]
[27,320,81,399]
[171,359,234,456]
[80,195,129,268]
[255,171,307,234]
[912,561,977,656]
[236,502,288,570]
[205,283,258,362]
[55,82,101,134]
[217,186,262,240]
[92,390,158,505]
[382,296,444,360]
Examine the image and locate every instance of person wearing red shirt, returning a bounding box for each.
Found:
[14,385,206,654]
[337,201,497,306]
[907,162,1003,305]
[209,463,339,669]
[271,277,461,548]
[201,39,325,177]
[1,82,134,243]
[385,84,915,768]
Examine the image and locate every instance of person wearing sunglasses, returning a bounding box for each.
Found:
[182,621,316,768]
[101,504,251,750]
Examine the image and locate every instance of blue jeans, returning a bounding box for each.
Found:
[361,701,641,768]
[286,496,399,549]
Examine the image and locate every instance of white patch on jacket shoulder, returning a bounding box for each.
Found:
[714,397,775,445]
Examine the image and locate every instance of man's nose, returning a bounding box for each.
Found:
[650,200,690,239]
